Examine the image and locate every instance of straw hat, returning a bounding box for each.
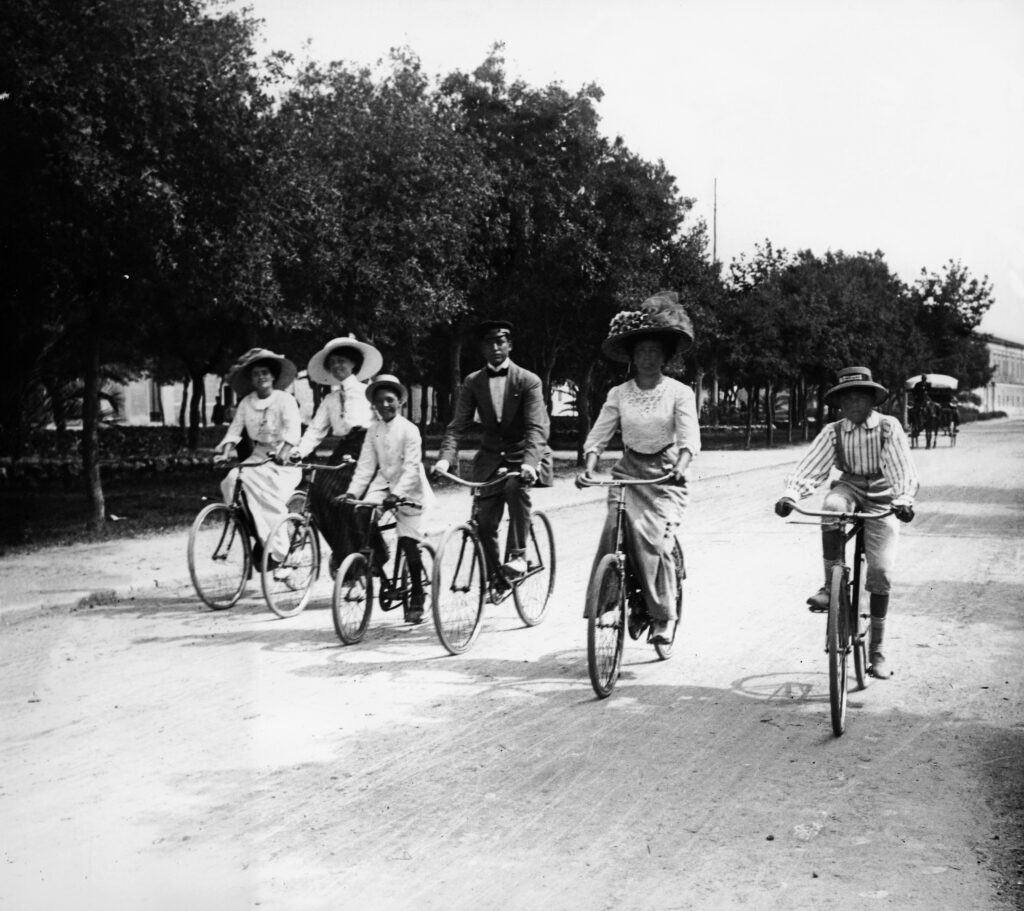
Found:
[306,336,383,385]
[226,348,297,397]
[824,366,889,406]
[365,374,408,404]
[600,291,695,363]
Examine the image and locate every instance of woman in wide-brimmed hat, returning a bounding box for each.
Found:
[575,291,701,645]
[214,348,303,563]
[289,336,383,573]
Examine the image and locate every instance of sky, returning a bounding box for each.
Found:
[238,0,1024,344]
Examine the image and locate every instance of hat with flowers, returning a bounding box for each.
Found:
[600,291,695,364]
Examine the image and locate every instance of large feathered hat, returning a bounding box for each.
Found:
[600,291,695,364]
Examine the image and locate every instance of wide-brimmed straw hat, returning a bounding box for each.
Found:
[226,348,297,397]
[600,291,695,364]
[365,374,408,404]
[824,366,889,406]
[306,336,383,385]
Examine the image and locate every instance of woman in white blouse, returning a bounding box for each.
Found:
[291,336,383,572]
[213,348,302,563]
[575,292,701,644]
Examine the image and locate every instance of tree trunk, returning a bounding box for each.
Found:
[443,335,463,423]
[575,367,594,466]
[765,382,775,447]
[82,303,105,532]
[710,366,720,427]
[815,381,826,430]
[744,385,755,450]
[787,381,795,444]
[178,377,189,444]
[187,369,205,450]
[694,369,705,423]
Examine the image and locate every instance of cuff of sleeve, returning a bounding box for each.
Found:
[891,496,914,508]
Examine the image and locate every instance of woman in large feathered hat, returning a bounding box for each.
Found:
[576,291,701,646]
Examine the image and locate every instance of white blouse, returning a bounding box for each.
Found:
[349,414,435,508]
[584,378,701,457]
[220,390,301,449]
[296,375,373,458]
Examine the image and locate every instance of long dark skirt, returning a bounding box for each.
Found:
[308,431,387,569]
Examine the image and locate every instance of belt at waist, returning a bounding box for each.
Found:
[839,471,885,483]
[625,443,673,458]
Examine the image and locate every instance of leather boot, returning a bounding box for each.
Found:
[868,616,890,678]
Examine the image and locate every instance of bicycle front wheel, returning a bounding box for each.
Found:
[827,564,850,736]
[432,524,486,655]
[188,503,251,610]
[654,541,685,661]
[851,554,869,690]
[332,552,373,644]
[587,554,626,699]
[261,514,320,618]
[512,510,556,627]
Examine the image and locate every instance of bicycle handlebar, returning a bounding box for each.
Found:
[576,473,674,488]
[211,455,275,468]
[339,496,422,511]
[288,459,352,471]
[432,468,522,489]
[788,503,894,521]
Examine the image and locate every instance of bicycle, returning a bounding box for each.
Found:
[260,461,349,619]
[577,473,685,699]
[331,496,436,645]
[430,469,556,656]
[187,457,274,610]
[784,503,894,736]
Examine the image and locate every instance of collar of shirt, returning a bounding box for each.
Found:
[840,411,880,433]
[487,359,511,376]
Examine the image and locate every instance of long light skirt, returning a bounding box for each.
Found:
[220,457,302,560]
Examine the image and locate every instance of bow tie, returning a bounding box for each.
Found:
[487,367,509,378]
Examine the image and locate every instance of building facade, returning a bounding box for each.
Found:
[976,336,1024,416]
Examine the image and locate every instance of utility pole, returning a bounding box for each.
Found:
[712,177,717,265]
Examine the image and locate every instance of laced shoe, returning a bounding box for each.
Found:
[868,651,890,678]
[806,587,830,613]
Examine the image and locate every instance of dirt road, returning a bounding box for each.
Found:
[2,421,1021,910]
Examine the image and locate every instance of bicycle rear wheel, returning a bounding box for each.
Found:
[512,511,555,627]
[261,514,320,618]
[332,551,373,644]
[432,524,486,655]
[587,554,626,698]
[827,564,850,736]
[188,503,251,610]
[851,553,869,690]
[654,541,685,661]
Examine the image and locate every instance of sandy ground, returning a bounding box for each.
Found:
[1,420,1021,910]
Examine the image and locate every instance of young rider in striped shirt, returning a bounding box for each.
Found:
[775,366,919,679]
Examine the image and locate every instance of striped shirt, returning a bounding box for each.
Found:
[783,412,919,506]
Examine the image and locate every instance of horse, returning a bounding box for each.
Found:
[908,400,940,449]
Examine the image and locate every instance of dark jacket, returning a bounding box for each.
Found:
[438,362,553,485]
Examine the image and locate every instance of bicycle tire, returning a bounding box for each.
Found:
[332,551,373,644]
[286,489,307,515]
[512,511,556,627]
[432,524,486,655]
[827,564,850,736]
[188,503,251,610]
[654,541,685,661]
[261,513,320,618]
[587,554,626,699]
[852,553,869,690]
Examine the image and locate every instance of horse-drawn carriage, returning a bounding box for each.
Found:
[904,373,959,448]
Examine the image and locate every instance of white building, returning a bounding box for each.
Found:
[976,336,1024,416]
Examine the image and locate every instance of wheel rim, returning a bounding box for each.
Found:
[828,567,848,735]
[188,504,249,610]
[587,556,625,698]
[432,526,485,655]
[513,511,555,627]
[262,515,319,618]
[333,553,372,644]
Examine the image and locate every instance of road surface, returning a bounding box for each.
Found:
[2,419,1021,910]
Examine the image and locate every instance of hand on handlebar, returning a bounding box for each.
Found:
[893,503,915,523]
[574,469,592,490]
[213,445,235,465]
[432,459,450,477]
[381,493,400,511]
[519,464,537,486]
[774,497,795,518]
[287,449,303,464]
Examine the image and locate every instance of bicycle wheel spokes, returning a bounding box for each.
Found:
[188,503,250,610]
[261,514,320,619]
[332,552,373,644]
[512,510,555,627]
[587,554,626,698]
[432,525,485,655]
[851,556,869,690]
[827,565,850,736]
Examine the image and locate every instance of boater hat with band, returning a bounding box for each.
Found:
[226,348,298,398]
[365,374,408,404]
[306,336,383,385]
[824,366,889,406]
[600,291,695,364]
